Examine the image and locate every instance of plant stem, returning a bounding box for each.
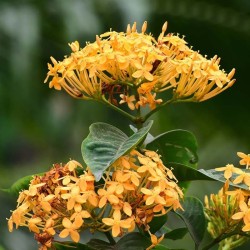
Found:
[201,227,243,250]
[100,96,136,122]
[142,99,174,122]
[104,231,116,245]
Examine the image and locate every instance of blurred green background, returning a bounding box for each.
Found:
[0,0,250,249]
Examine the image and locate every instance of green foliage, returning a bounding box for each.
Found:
[165,163,213,182]
[175,197,206,248]
[158,227,188,241]
[53,242,93,250]
[87,233,151,250]
[145,129,199,189]
[199,168,249,190]
[153,245,186,250]
[149,214,168,234]
[145,129,198,168]
[1,173,42,197]
[81,121,153,180]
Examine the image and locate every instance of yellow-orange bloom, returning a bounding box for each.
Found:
[102,210,133,237]
[59,217,82,242]
[237,152,250,168]
[215,164,243,179]
[44,21,235,112]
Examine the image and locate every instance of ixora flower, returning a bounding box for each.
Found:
[205,152,250,249]
[44,21,235,113]
[8,149,183,250]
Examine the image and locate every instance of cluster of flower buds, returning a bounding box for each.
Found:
[44,21,235,111]
[205,152,250,249]
[8,149,183,249]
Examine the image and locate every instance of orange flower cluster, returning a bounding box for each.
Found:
[205,152,250,248]
[204,181,249,249]
[44,21,235,111]
[8,149,183,250]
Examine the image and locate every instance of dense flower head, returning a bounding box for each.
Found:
[204,181,250,249]
[44,21,235,111]
[205,152,250,249]
[8,149,183,249]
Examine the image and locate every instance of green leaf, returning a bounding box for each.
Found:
[81,121,153,181]
[145,130,198,187]
[1,173,43,197]
[151,245,171,250]
[87,239,114,250]
[162,227,188,240]
[199,169,249,190]
[146,129,198,168]
[175,197,206,247]
[87,233,151,250]
[129,124,155,146]
[153,245,186,250]
[166,163,213,182]
[149,214,168,234]
[116,232,151,250]
[53,241,93,249]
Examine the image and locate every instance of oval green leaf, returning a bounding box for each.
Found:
[87,239,114,250]
[1,173,43,197]
[153,245,186,250]
[199,169,249,190]
[146,129,198,169]
[175,197,206,247]
[149,214,168,234]
[116,232,151,250]
[156,227,188,241]
[81,121,153,181]
[54,242,94,250]
[166,163,213,182]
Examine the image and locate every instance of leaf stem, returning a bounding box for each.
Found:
[201,225,244,250]
[100,96,136,122]
[142,99,174,122]
[104,231,116,245]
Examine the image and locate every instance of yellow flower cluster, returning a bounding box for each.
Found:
[44,21,235,111]
[205,152,250,248]
[204,181,249,249]
[8,149,183,250]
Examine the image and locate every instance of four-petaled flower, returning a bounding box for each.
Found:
[59,217,83,242]
[102,210,132,237]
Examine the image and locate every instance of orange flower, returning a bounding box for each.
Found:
[59,217,82,242]
[237,152,250,168]
[102,210,132,237]
[141,186,166,206]
[98,185,120,208]
[119,94,136,110]
[232,201,250,230]
[28,217,42,234]
[147,234,164,250]
[215,164,243,179]
[61,186,86,211]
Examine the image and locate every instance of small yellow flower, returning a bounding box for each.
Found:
[119,94,136,110]
[59,217,82,243]
[61,186,86,211]
[132,62,154,82]
[98,186,120,208]
[237,152,250,168]
[102,210,132,237]
[147,233,164,250]
[28,217,42,234]
[141,186,166,206]
[38,194,55,212]
[233,172,250,187]
[215,164,243,179]
[232,201,250,228]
